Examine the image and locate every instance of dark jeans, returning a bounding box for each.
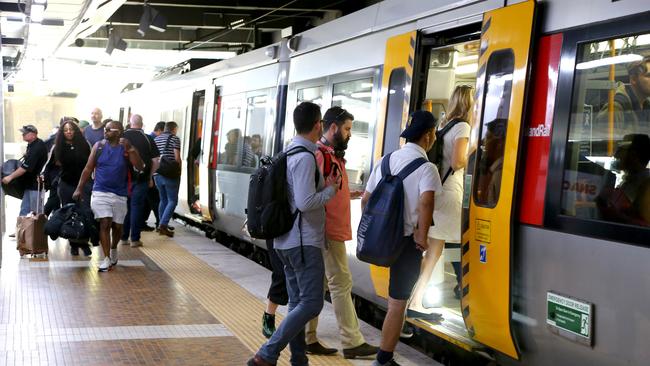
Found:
[44,180,60,217]
[154,175,180,226]
[258,246,325,366]
[145,184,160,227]
[121,181,149,241]
[266,239,288,306]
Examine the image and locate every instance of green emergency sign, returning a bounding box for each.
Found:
[546,292,593,346]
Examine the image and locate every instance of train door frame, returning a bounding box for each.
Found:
[207,86,222,223]
[187,90,206,217]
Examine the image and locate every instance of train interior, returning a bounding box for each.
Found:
[405,37,480,346]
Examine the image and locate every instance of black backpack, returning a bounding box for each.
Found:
[357,153,427,267]
[427,118,461,185]
[246,146,318,240]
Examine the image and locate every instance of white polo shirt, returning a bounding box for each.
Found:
[365,143,442,236]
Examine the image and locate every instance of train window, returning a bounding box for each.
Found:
[383,68,406,155]
[218,95,245,167]
[283,86,325,149]
[244,95,268,168]
[332,78,374,189]
[561,35,650,227]
[473,49,514,207]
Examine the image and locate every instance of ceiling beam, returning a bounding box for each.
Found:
[122,1,340,14]
[88,26,258,45]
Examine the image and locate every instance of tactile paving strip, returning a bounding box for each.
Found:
[141,237,352,366]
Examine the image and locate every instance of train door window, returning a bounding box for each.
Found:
[383,68,407,155]
[243,94,268,168]
[561,34,650,227]
[332,78,374,189]
[283,85,325,149]
[473,49,514,207]
[218,95,245,168]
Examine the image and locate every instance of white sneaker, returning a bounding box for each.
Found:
[110,248,118,266]
[130,240,143,248]
[98,257,112,272]
[119,239,130,246]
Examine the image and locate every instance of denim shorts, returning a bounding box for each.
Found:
[389,236,424,300]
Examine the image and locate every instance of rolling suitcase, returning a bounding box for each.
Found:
[16,183,48,258]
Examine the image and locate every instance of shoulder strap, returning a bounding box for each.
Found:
[438,118,462,138]
[317,145,333,178]
[286,145,318,189]
[441,167,453,185]
[396,157,428,180]
[381,152,393,178]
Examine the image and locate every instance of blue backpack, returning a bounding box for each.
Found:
[357,152,427,267]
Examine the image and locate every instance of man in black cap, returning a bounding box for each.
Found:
[2,125,48,216]
[361,110,442,366]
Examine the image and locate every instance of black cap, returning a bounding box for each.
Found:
[400,110,436,139]
[19,125,38,134]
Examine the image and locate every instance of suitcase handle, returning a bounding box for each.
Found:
[36,180,45,215]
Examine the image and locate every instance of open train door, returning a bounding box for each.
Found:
[461,0,536,360]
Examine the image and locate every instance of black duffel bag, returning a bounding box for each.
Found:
[157,136,181,178]
[1,159,26,199]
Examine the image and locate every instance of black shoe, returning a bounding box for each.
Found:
[168,225,175,231]
[262,312,275,339]
[81,246,92,257]
[141,225,155,232]
[400,323,414,339]
[70,246,79,256]
[406,309,443,321]
[372,359,402,366]
[343,342,379,359]
[306,341,338,355]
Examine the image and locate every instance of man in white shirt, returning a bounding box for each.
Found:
[361,111,441,366]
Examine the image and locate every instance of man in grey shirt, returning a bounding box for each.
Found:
[249,102,340,366]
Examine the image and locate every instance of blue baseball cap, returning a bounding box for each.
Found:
[400,111,437,139]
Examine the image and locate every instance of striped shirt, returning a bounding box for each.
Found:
[154,132,181,160]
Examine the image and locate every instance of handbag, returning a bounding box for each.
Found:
[157,135,181,178]
[1,158,26,199]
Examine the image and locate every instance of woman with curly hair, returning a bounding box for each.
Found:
[53,119,93,256]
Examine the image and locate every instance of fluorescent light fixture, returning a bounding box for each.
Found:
[361,82,373,89]
[230,19,244,26]
[455,63,478,75]
[138,4,167,36]
[30,4,45,23]
[576,54,643,70]
[106,31,127,55]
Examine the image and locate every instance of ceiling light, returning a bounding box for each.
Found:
[138,4,167,36]
[106,29,127,55]
[455,63,478,75]
[576,54,643,70]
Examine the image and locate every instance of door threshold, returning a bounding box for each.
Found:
[406,307,483,352]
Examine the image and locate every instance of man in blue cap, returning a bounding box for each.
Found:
[361,110,442,366]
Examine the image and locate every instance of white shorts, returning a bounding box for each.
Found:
[91,191,128,224]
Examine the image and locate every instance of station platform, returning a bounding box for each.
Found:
[0,198,437,366]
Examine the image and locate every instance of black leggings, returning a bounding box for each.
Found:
[266,239,288,306]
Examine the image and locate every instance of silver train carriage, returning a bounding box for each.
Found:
[118,0,650,364]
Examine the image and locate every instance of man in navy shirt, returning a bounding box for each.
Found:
[2,125,48,216]
[84,108,105,146]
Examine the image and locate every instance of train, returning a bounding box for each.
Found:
[117,0,650,364]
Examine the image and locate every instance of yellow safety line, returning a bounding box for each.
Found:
[141,237,352,366]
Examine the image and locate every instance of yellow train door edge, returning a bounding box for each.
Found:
[461,1,536,360]
[369,30,418,299]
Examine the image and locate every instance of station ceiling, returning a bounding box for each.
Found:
[0,0,377,80]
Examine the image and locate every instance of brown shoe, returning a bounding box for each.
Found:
[158,225,174,237]
[247,354,275,366]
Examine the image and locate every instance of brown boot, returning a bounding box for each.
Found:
[158,225,174,237]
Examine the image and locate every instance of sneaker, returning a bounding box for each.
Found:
[109,248,118,266]
[306,341,337,355]
[343,342,379,359]
[81,245,92,257]
[400,323,414,339]
[70,246,79,256]
[262,312,275,339]
[98,257,112,272]
[119,239,130,246]
[130,240,143,248]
